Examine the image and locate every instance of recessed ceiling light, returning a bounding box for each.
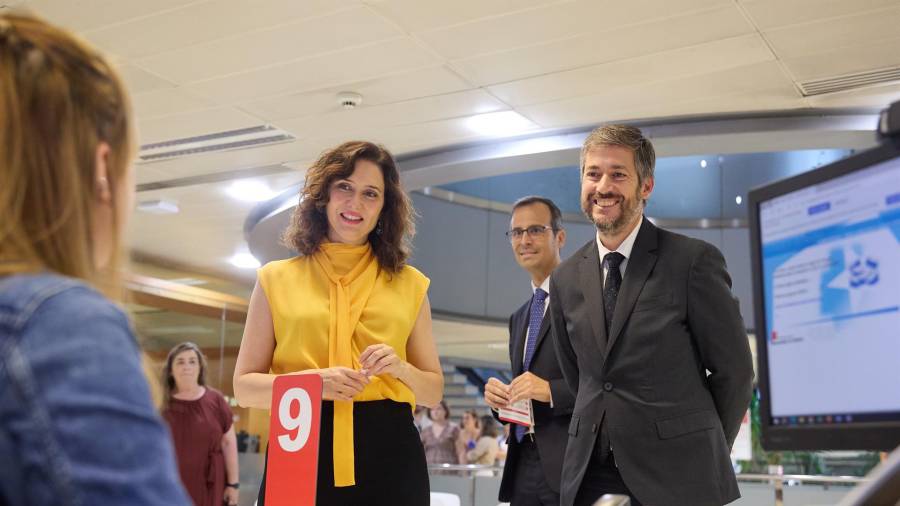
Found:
[735,196,743,205]
[226,180,275,202]
[465,111,536,137]
[229,252,260,269]
[700,159,707,168]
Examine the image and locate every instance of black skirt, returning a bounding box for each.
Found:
[258,399,429,506]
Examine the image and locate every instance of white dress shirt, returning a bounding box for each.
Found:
[595,216,643,288]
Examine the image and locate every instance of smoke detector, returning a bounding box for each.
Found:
[337,92,363,110]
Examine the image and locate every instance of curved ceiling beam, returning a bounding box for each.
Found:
[245,112,879,263]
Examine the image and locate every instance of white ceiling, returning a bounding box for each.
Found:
[14,0,900,289]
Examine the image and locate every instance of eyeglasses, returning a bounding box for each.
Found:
[506,225,554,241]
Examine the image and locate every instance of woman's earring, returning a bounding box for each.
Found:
[376,220,383,235]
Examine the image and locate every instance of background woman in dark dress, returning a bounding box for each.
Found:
[163,342,240,506]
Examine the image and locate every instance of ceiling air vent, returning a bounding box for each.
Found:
[799,66,900,97]
[138,125,295,162]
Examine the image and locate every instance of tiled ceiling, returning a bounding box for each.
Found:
[13,0,900,284]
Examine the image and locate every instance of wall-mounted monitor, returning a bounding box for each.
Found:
[748,137,900,451]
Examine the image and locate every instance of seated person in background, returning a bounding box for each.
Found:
[0,12,189,506]
[420,401,460,466]
[467,416,501,475]
[456,409,481,463]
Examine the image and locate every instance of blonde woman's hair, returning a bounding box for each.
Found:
[0,13,135,290]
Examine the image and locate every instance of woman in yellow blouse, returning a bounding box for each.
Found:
[234,141,443,506]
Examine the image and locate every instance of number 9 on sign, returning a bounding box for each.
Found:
[277,387,312,452]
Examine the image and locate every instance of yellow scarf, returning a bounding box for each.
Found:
[312,242,378,487]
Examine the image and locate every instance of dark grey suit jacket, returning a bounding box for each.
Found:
[497,296,575,502]
[549,218,754,506]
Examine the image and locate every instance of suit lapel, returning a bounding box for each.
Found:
[510,303,529,375]
[606,218,659,354]
[578,241,608,354]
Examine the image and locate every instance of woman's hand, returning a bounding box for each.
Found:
[223,485,239,506]
[310,367,369,401]
[359,344,405,378]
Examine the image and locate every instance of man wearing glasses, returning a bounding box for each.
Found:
[484,196,575,506]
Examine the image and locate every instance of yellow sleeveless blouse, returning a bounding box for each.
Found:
[257,242,429,487]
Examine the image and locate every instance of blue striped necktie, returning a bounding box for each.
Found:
[515,287,547,442]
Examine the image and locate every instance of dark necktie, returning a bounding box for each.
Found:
[603,252,625,334]
[515,288,547,443]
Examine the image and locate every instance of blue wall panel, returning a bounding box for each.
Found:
[409,194,489,316]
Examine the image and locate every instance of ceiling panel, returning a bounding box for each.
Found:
[135,166,175,186]
[129,223,250,269]
[455,4,754,86]
[284,115,501,158]
[739,0,900,30]
[83,0,356,59]
[272,89,506,140]
[488,34,772,106]
[21,0,196,32]
[132,88,216,120]
[184,37,440,104]
[416,2,588,60]
[651,61,796,101]
[135,140,311,182]
[137,106,263,145]
[363,115,540,154]
[364,0,559,32]
[629,87,806,120]
[763,6,900,59]
[137,6,403,83]
[116,63,175,94]
[780,36,900,82]
[520,61,795,127]
[131,205,255,231]
[137,171,302,207]
[417,0,731,60]
[240,66,473,121]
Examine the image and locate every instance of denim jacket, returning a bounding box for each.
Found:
[0,273,191,506]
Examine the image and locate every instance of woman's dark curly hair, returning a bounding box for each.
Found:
[281,141,415,273]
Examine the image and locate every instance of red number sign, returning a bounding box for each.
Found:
[265,374,323,506]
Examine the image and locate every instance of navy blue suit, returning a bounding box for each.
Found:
[498,294,575,503]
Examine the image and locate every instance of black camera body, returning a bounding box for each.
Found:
[877,99,900,140]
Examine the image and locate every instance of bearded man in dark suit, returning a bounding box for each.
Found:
[549,125,754,506]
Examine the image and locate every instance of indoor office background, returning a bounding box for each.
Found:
[8,0,900,504]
